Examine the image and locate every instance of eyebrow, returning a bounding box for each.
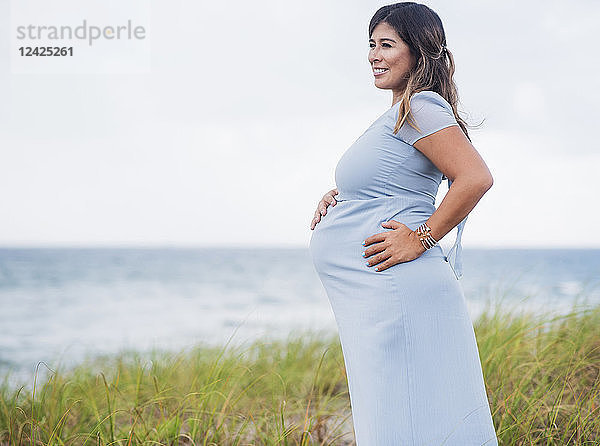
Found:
[368,38,397,43]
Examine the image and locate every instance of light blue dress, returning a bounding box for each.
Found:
[309,91,498,445]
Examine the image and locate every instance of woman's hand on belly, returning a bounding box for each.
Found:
[361,220,427,272]
[310,188,339,230]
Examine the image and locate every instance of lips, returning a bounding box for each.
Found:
[373,68,389,76]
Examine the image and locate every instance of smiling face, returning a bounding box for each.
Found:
[368,21,416,102]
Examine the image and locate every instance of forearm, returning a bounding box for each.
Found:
[422,176,493,244]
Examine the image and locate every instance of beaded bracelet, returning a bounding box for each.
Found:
[415,223,438,250]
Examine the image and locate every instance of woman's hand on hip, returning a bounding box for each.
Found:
[310,188,339,230]
[361,220,426,271]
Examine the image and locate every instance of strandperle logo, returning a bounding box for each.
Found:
[16,19,147,46]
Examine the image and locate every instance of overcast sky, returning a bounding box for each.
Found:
[1,0,598,248]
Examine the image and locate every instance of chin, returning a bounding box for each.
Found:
[373,81,392,90]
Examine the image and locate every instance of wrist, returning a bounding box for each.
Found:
[410,230,427,255]
[415,222,439,251]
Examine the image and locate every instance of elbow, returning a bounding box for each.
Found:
[483,173,493,188]
[453,171,494,191]
[478,174,494,192]
[462,172,493,193]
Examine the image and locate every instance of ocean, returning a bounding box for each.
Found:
[0,247,599,390]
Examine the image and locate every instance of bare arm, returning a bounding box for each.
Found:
[412,125,493,243]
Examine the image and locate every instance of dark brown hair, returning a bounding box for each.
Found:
[369,2,480,142]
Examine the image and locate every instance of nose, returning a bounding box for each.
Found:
[369,46,381,65]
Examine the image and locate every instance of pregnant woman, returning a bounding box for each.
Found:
[309,3,498,445]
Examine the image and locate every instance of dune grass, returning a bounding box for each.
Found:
[1,299,600,445]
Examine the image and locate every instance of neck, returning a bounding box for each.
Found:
[391,87,407,107]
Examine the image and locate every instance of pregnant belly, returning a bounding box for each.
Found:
[309,196,437,275]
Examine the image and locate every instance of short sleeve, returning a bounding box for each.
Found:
[398,91,459,145]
